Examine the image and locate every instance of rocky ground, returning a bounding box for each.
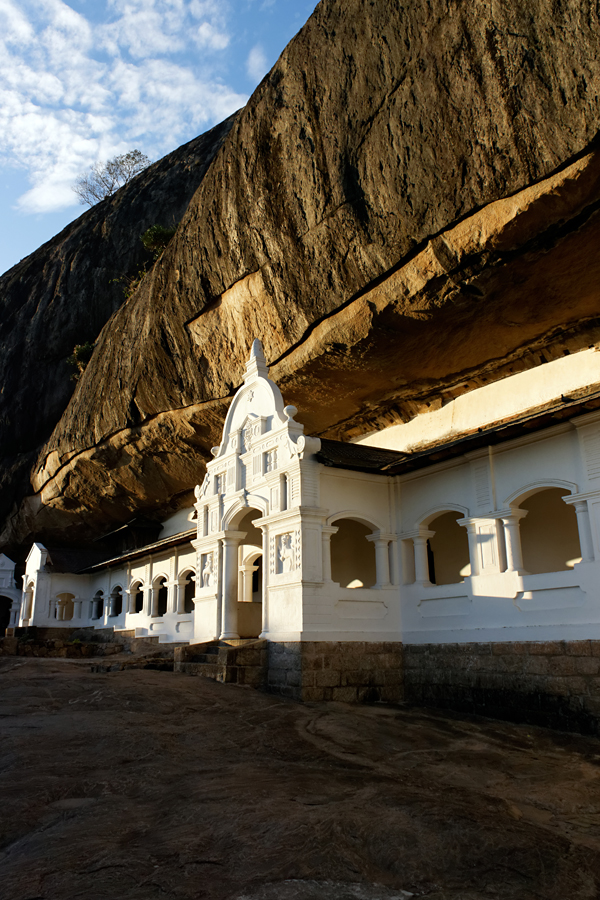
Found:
[1,659,600,900]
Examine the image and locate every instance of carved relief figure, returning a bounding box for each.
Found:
[278,533,294,573]
[202,552,214,588]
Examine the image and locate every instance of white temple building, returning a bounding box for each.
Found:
[12,340,600,665]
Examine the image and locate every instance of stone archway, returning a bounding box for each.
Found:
[221,507,264,640]
[0,596,11,636]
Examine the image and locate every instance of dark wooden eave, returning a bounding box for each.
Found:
[80,529,197,573]
[316,389,600,477]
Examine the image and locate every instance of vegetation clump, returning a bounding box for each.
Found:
[115,223,177,299]
[141,224,177,259]
[67,342,96,381]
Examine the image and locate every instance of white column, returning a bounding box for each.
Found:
[74,599,82,619]
[457,518,480,577]
[260,526,269,637]
[9,600,19,628]
[239,564,257,603]
[367,533,392,587]
[566,498,595,562]
[176,579,185,614]
[321,526,338,583]
[499,509,528,574]
[413,530,435,584]
[220,531,246,640]
[143,586,152,617]
[388,539,399,586]
[166,580,178,614]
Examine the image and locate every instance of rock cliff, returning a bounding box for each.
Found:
[0,115,238,550]
[2,0,600,554]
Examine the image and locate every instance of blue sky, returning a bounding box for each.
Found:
[0,0,320,275]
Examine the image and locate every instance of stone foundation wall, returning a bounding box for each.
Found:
[266,641,404,702]
[404,640,600,735]
[0,633,124,659]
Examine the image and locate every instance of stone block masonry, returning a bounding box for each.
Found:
[266,641,404,703]
[404,640,600,736]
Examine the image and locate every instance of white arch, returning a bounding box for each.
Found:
[326,509,384,532]
[414,504,470,529]
[241,546,262,566]
[151,572,169,586]
[223,494,269,530]
[506,480,578,508]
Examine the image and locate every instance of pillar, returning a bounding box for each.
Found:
[167,580,178,614]
[457,519,480,577]
[567,498,595,563]
[239,564,258,603]
[220,531,246,640]
[499,509,528,574]
[367,533,392,587]
[176,579,185,614]
[74,599,82,619]
[143,586,152,617]
[150,585,159,618]
[260,526,269,637]
[413,530,435,584]
[388,538,399,586]
[321,526,338,583]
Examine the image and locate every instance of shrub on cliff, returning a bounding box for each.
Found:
[73,150,151,206]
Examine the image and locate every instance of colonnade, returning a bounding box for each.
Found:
[405,492,595,585]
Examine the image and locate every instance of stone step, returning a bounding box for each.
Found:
[174,639,268,688]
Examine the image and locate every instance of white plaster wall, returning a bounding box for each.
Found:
[160,507,196,538]
[320,470,392,532]
[26,542,197,643]
[398,464,471,533]
[395,421,600,643]
[493,428,581,509]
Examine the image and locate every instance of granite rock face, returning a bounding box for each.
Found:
[3,0,600,552]
[0,115,238,550]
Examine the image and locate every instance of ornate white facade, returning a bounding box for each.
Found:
[11,341,600,648]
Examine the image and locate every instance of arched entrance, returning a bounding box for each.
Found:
[426,511,471,585]
[0,596,11,636]
[222,507,264,640]
[330,518,377,588]
[517,487,582,574]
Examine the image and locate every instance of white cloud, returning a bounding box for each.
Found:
[0,0,246,214]
[196,21,229,50]
[246,44,268,82]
